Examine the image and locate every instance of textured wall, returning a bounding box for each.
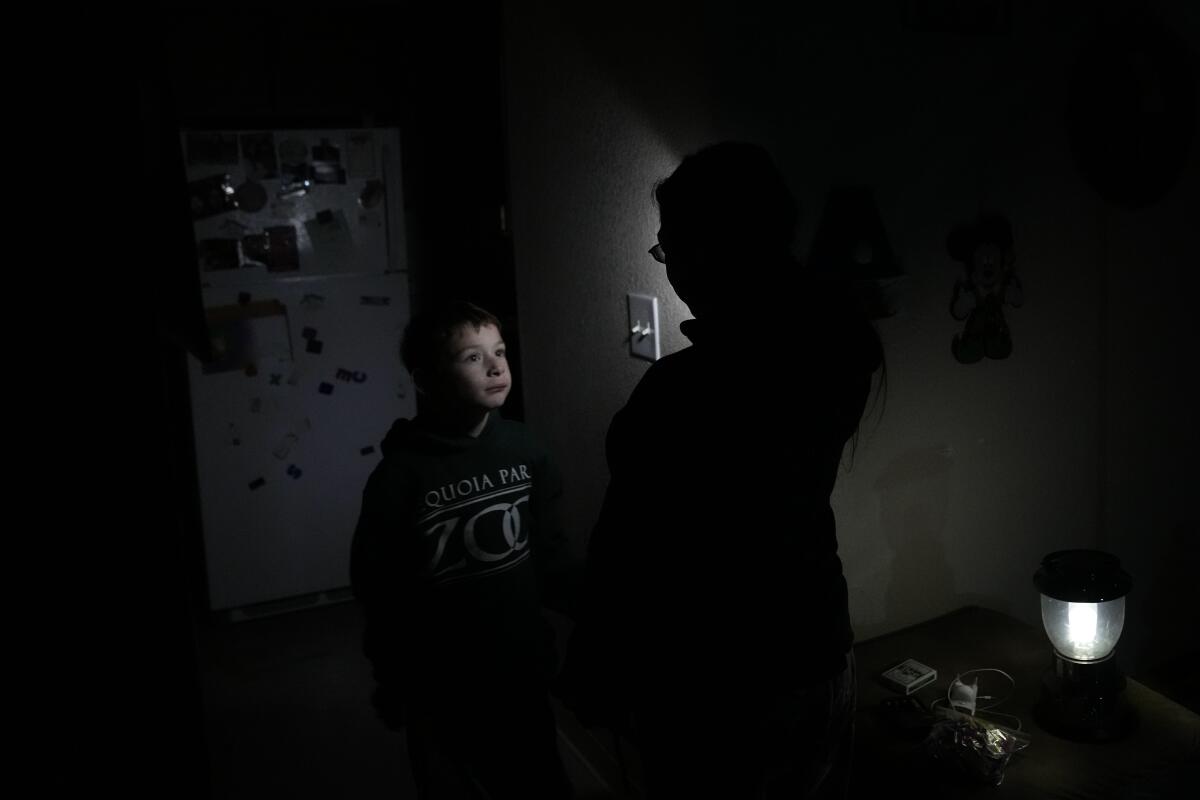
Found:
[504,1,1196,667]
[503,2,717,563]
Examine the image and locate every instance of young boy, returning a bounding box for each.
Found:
[351,301,574,799]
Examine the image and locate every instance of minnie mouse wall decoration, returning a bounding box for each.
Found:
[948,213,1023,363]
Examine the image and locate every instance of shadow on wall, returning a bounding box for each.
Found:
[871,446,988,631]
[1129,520,1200,675]
[552,1,716,146]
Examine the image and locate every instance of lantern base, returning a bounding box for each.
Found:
[1035,653,1137,742]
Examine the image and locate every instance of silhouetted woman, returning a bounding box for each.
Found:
[563,141,884,798]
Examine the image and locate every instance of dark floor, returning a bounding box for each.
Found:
[195,599,633,799]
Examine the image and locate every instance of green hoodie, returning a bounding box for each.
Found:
[351,413,572,711]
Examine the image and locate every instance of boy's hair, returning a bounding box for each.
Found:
[401,300,502,376]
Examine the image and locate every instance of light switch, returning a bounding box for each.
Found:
[628,293,660,361]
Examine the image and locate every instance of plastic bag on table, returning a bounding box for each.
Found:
[922,707,1030,786]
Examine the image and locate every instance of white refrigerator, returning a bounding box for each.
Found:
[181,127,416,613]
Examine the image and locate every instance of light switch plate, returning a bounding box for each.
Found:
[628,293,660,361]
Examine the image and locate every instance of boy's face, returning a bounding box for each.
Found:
[430,323,511,412]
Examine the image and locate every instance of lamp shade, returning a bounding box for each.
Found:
[1034,550,1132,662]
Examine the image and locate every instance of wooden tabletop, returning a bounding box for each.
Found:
[850,606,1200,798]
